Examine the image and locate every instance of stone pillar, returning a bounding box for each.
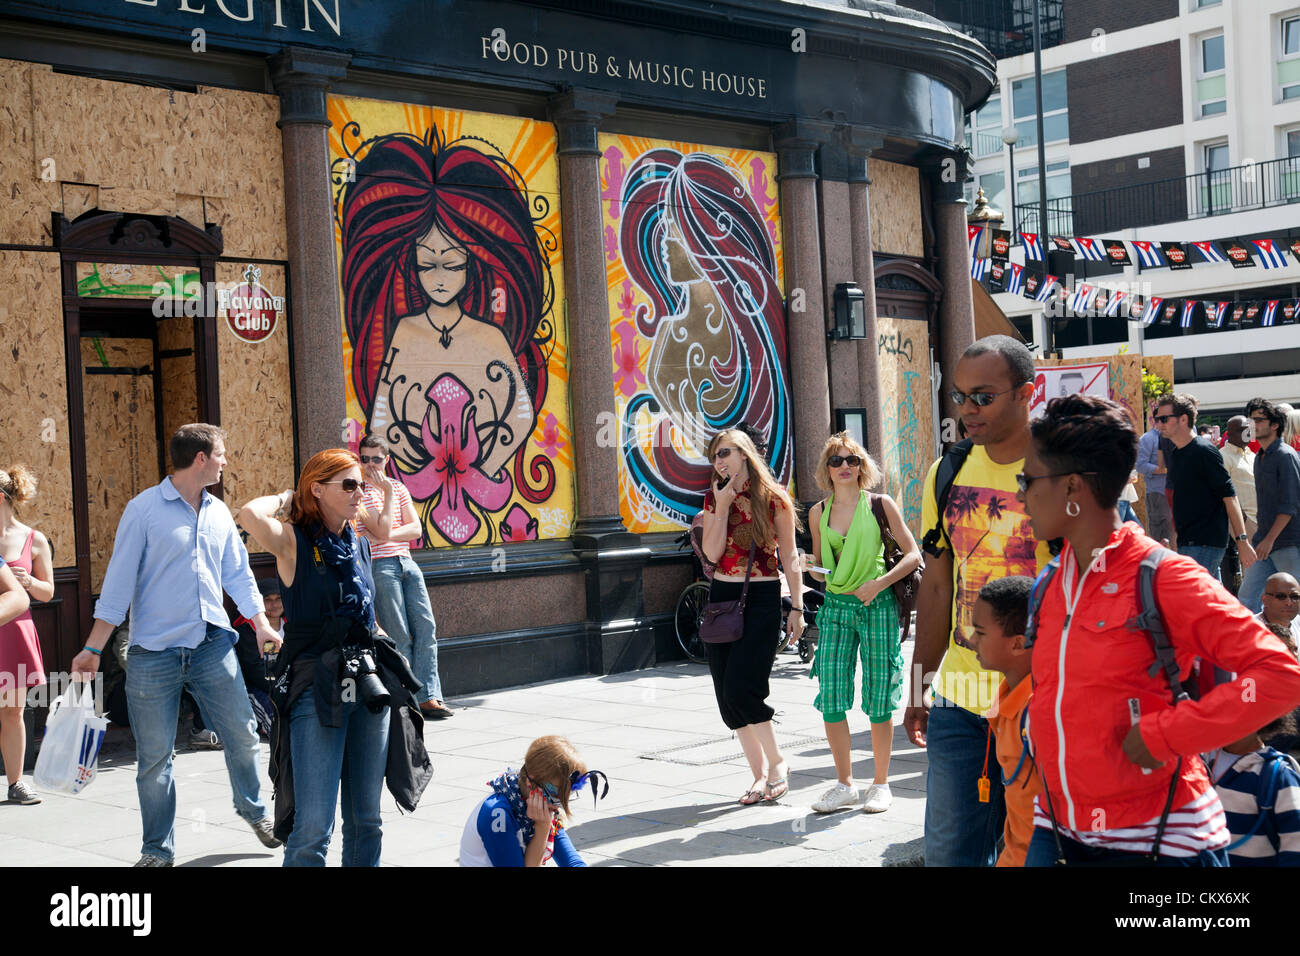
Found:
[844,129,886,465]
[817,138,860,422]
[270,47,351,462]
[775,120,833,505]
[548,90,650,675]
[929,150,976,436]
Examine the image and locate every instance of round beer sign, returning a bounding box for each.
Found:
[221,265,283,343]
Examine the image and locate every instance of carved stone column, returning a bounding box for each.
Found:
[775,120,833,505]
[929,150,976,435]
[844,129,887,465]
[270,47,351,462]
[817,137,860,421]
[548,90,650,675]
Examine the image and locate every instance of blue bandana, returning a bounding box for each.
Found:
[310,522,376,631]
[489,770,560,862]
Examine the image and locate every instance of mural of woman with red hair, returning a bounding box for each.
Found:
[338,126,557,545]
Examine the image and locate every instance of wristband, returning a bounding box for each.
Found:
[83,645,102,657]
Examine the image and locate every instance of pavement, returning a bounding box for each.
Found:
[4,644,929,867]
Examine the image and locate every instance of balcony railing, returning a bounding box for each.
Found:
[1013,155,1300,239]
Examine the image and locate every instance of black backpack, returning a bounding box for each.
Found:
[920,439,973,558]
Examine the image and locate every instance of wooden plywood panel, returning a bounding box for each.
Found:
[157,315,199,442]
[198,89,287,261]
[0,251,74,564]
[868,159,924,258]
[215,261,295,550]
[81,338,159,591]
[0,61,61,245]
[876,316,933,541]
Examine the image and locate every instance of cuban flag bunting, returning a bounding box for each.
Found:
[1105,289,1129,318]
[968,225,986,258]
[1139,296,1163,326]
[1131,240,1164,268]
[1263,300,1279,326]
[971,256,990,280]
[1034,275,1060,303]
[1020,232,1044,261]
[1200,301,1228,328]
[1071,237,1106,262]
[1180,300,1198,328]
[1006,262,1026,295]
[1068,283,1097,313]
[1191,240,1228,264]
[1251,239,1290,270]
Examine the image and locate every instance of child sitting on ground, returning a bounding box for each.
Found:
[1209,710,1300,867]
[458,735,607,867]
[973,576,1041,867]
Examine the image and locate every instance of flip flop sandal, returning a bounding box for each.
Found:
[739,787,766,806]
[764,777,789,802]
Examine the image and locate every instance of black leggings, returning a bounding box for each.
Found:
[704,579,782,730]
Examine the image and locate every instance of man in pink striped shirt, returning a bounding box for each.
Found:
[356,435,452,718]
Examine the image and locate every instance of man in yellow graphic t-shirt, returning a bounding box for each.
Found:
[905,336,1051,867]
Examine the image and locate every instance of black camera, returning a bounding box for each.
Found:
[341,646,390,713]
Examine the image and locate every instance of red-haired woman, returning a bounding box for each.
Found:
[239,450,429,866]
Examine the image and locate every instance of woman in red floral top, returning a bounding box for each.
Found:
[699,428,804,804]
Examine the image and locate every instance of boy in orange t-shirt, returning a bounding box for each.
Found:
[973,576,1041,867]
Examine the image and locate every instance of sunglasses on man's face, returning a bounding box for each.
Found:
[949,387,1015,408]
[324,478,367,493]
[828,455,861,468]
[1265,592,1300,602]
[1153,414,1174,423]
[358,455,386,465]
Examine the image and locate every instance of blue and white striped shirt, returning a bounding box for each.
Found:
[93,477,264,651]
[1212,747,1300,867]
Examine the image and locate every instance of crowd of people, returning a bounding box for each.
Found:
[3,334,1299,868]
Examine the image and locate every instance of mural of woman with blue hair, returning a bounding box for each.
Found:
[618,149,792,525]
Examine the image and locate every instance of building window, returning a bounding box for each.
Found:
[1283,126,1300,199]
[1012,71,1068,148]
[1016,161,1072,235]
[1280,16,1300,101]
[1193,0,1222,7]
[1198,32,1227,117]
[1199,141,1232,212]
[971,95,1003,157]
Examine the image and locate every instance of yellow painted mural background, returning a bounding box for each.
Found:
[328,96,574,546]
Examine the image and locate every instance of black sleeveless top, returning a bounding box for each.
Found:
[279,524,377,632]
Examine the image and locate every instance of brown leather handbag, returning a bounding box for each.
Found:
[698,541,756,644]
[869,493,922,643]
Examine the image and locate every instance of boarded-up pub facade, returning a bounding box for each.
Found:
[0,0,994,694]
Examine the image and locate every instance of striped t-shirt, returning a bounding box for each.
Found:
[1032,786,1229,858]
[1211,747,1300,867]
[358,482,415,559]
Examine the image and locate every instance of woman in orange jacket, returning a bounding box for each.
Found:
[1018,395,1300,866]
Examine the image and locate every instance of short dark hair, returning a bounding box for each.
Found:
[1245,397,1286,433]
[359,434,390,455]
[1030,394,1138,509]
[977,575,1034,637]
[963,335,1035,388]
[1156,392,1198,427]
[1261,706,1297,742]
[169,423,225,469]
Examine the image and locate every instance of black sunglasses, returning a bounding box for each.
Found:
[1153,414,1174,423]
[828,455,862,468]
[358,455,386,465]
[1265,592,1300,602]
[950,387,1017,408]
[713,447,735,461]
[323,478,367,493]
[1015,470,1097,494]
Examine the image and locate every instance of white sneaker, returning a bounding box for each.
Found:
[811,782,861,813]
[862,783,892,813]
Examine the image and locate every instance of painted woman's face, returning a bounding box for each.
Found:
[661,218,702,284]
[415,223,470,306]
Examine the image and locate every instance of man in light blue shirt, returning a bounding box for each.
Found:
[72,424,284,866]
[1137,407,1173,543]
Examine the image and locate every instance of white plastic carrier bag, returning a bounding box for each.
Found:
[33,681,108,794]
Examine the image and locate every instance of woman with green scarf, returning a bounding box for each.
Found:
[807,433,922,815]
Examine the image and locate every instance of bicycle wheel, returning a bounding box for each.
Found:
[675,581,712,664]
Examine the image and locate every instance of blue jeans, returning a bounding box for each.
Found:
[923,696,1005,866]
[126,624,268,862]
[281,690,389,867]
[1179,544,1225,581]
[372,554,442,703]
[1239,545,1300,613]
[1024,825,1228,866]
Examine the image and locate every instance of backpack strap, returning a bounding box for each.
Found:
[921,439,973,558]
[1126,546,1190,705]
[1224,753,1288,851]
[1022,555,1060,649]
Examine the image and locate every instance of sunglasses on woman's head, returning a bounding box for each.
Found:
[828,455,861,468]
[323,478,367,493]
[358,455,385,465]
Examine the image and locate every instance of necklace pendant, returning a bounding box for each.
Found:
[437,327,453,349]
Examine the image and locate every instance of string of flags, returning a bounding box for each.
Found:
[968,225,1300,327]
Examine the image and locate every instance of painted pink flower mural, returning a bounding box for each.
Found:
[536,411,566,459]
[403,375,513,544]
[613,322,647,398]
[500,503,539,541]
